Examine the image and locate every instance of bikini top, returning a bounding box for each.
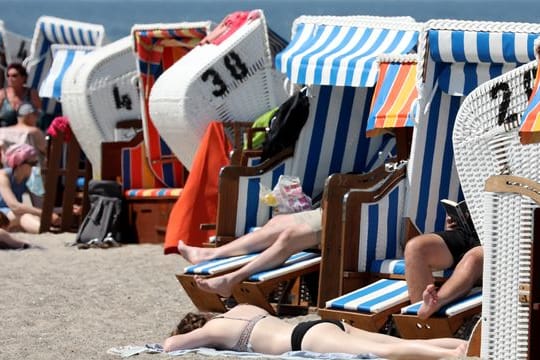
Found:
[0,88,32,127]
[212,313,268,352]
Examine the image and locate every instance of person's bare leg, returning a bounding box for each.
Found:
[195,223,319,297]
[344,323,464,349]
[0,228,29,249]
[302,324,467,360]
[179,214,298,264]
[19,213,40,234]
[417,246,483,320]
[404,233,454,302]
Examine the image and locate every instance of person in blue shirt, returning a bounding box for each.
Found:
[0,143,59,233]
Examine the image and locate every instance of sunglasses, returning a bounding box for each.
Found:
[23,159,39,167]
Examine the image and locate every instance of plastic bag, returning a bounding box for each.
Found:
[259,175,312,214]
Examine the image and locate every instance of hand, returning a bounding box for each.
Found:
[51,212,61,226]
[445,215,457,231]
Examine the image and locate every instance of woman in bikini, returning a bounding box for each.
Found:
[163,304,467,359]
[0,63,41,127]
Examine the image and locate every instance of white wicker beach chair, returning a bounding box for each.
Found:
[319,20,540,338]
[0,20,31,79]
[177,16,422,315]
[148,9,289,170]
[61,36,141,179]
[24,16,106,120]
[454,59,540,359]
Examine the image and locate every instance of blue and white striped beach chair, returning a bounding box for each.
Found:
[38,44,95,100]
[454,57,540,357]
[318,20,540,338]
[178,16,422,315]
[24,16,105,125]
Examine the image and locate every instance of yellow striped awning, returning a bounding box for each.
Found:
[366,58,418,137]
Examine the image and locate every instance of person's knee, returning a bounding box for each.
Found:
[460,246,484,269]
[404,235,429,260]
[274,228,295,250]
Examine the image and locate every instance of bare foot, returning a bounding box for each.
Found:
[417,284,440,320]
[177,240,215,264]
[451,342,468,358]
[195,275,234,297]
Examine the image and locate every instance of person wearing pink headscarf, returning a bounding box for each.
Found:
[0,143,59,233]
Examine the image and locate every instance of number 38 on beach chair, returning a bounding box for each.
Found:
[175,15,423,315]
[318,19,540,340]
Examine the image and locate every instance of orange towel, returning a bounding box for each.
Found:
[164,121,232,254]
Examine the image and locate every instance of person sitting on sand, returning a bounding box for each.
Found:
[163,303,467,359]
[404,214,483,320]
[0,143,60,233]
[0,211,34,249]
[178,208,321,298]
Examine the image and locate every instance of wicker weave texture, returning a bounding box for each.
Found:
[149,14,288,170]
[61,36,141,178]
[454,61,540,359]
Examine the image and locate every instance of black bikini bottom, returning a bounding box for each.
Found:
[290,319,345,351]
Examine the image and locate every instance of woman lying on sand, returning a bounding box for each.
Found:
[163,304,466,360]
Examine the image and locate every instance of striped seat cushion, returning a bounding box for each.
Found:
[124,188,182,198]
[400,287,482,316]
[325,279,409,313]
[247,252,321,281]
[184,250,319,277]
[370,259,454,278]
[184,253,259,275]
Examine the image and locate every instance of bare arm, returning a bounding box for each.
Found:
[162,328,217,352]
[0,170,41,216]
[29,88,42,111]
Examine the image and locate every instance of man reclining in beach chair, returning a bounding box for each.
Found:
[404,218,483,320]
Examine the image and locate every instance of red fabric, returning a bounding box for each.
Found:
[46,116,72,142]
[164,121,232,254]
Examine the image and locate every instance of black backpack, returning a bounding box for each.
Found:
[261,90,310,161]
[75,180,124,245]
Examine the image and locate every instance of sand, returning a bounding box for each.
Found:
[1,232,480,360]
[1,232,318,360]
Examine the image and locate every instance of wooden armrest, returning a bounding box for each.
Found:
[317,162,407,306]
[200,223,216,231]
[101,132,144,181]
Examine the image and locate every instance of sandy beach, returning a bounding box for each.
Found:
[1,232,320,360]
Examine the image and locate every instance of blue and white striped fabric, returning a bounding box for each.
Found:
[184,253,259,275]
[25,16,105,115]
[38,44,94,100]
[184,251,320,277]
[356,179,407,272]
[325,279,409,313]
[429,30,538,64]
[232,85,396,237]
[247,252,321,281]
[401,287,482,316]
[370,259,454,278]
[276,18,419,87]
[408,24,540,235]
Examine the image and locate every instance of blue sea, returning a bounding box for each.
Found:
[2,0,540,41]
